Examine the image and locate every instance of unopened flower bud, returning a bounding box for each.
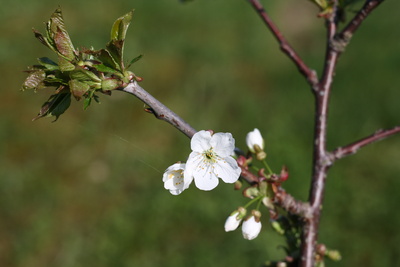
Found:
[242,210,262,240]
[234,180,242,190]
[246,128,265,154]
[280,166,289,182]
[224,207,246,232]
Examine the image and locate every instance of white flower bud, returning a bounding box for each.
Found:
[242,211,262,240]
[246,128,264,154]
[224,211,242,232]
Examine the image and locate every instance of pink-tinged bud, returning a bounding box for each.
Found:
[242,210,262,240]
[237,155,248,167]
[280,166,289,182]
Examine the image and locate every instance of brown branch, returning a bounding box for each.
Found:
[300,10,340,267]
[274,187,312,219]
[301,1,386,266]
[120,81,197,138]
[338,0,385,41]
[247,0,319,88]
[331,126,400,161]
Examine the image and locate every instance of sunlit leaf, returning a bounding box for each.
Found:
[94,63,120,74]
[22,69,46,91]
[54,27,75,60]
[69,68,101,83]
[49,8,75,56]
[108,10,134,71]
[110,10,133,41]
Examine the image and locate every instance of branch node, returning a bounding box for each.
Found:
[330,31,352,53]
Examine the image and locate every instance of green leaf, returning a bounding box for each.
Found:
[107,10,134,71]
[105,40,124,70]
[93,63,120,74]
[69,79,90,100]
[83,97,92,110]
[309,0,328,9]
[22,69,46,91]
[49,8,75,56]
[38,57,59,71]
[110,10,133,41]
[127,54,143,69]
[33,89,71,121]
[101,78,120,91]
[33,29,56,51]
[83,91,100,110]
[69,68,102,83]
[97,48,121,71]
[46,8,76,71]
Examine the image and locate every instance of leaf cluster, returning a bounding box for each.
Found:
[22,8,142,121]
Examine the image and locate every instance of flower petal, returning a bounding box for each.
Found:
[213,156,241,183]
[224,211,242,232]
[210,132,235,158]
[193,163,219,191]
[242,216,262,240]
[191,130,212,153]
[163,163,189,195]
[184,152,202,178]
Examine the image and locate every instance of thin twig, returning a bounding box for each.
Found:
[119,81,197,138]
[338,0,385,41]
[329,0,385,55]
[238,163,311,218]
[331,126,400,161]
[247,0,319,88]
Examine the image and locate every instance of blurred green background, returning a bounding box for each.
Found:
[1,0,400,266]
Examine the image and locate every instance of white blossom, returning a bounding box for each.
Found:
[184,130,241,191]
[242,214,262,240]
[224,211,242,232]
[246,128,264,153]
[163,163,191,195]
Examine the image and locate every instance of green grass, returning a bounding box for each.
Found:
[1,0,400,266]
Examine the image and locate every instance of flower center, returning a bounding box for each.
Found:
[203,148,217,163]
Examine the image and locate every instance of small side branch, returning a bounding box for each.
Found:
[120,81,197,138]
[331,126,400,161]
[247,0,319,88]
[239,163,312,218]
[274,187,312,219]
[339,0,385,40]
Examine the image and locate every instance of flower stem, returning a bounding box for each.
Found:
[262,160,273,175]
[244,196,263,209]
